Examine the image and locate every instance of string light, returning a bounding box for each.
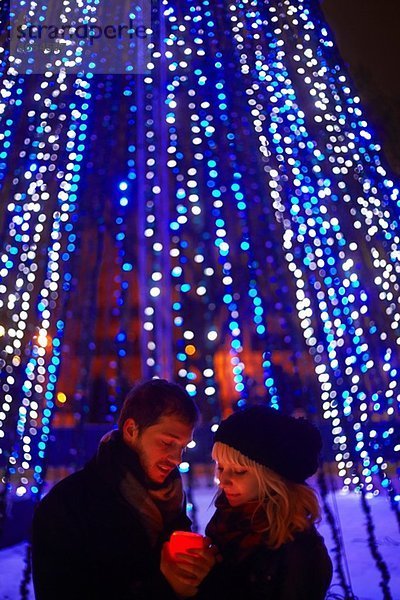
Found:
[0,0,398,507]
[0,2,100,496]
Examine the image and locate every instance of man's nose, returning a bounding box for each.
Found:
[168,446,183,465]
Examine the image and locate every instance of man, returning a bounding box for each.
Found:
[32,379,215,599]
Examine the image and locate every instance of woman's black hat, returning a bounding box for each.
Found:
[214,405,322,483]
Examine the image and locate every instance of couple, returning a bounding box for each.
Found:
[32,379,332,599]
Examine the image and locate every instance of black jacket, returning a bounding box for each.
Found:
[31,432,191,600]
[199,500,333,600]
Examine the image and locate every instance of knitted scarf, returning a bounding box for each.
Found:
[205,493,270,564]
[96,430,186,547]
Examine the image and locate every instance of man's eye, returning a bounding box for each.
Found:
[234,470,247,476]
[161,440,172,447]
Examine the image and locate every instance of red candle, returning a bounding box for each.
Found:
[169,531,205,558]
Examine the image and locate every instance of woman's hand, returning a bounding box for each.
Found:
[160,538,219,598]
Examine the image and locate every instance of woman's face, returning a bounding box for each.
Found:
[216,460,260,507]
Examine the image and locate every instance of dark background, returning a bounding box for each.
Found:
[321,0,400,172]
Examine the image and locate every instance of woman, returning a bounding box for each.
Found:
[199,405,333,600]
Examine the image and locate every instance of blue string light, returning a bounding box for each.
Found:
[0,0,398,505]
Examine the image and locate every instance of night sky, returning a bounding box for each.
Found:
[321,0,400,171]
[321,0,400,96]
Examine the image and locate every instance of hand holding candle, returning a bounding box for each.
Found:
[162,530,218,594]
[169,531,206,558]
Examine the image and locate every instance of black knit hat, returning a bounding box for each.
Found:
[214,405,322,483]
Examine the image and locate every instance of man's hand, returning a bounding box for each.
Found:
[160,538,218,598]
[161,541,199,598]
[175,536,219,586]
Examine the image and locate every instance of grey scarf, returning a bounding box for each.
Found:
[98,430,185,547]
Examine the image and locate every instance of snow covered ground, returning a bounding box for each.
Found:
[1,477,399,599]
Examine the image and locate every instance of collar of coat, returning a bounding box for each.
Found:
[94,429,185,547]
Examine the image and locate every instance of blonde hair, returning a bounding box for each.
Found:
[212,441,321,549]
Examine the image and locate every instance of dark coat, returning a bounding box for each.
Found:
[31,433,191,600]
[199,501,333,600]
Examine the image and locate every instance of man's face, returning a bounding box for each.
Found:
[123,415,194,484]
